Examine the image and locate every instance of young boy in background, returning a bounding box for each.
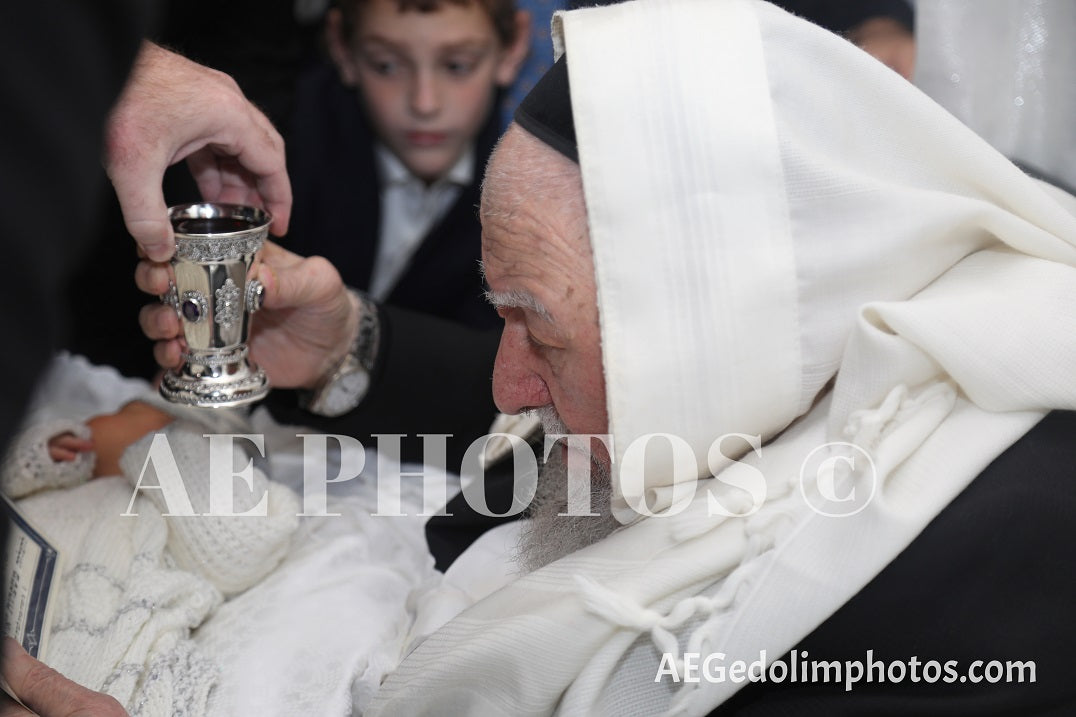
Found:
[287,0,529,329]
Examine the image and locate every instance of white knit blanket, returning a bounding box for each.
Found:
[9,354,445,716]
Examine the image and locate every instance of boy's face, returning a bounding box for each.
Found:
[330,0,527,183]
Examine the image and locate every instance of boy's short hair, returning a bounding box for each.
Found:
[336,0,521,48]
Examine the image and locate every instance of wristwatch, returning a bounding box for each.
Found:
[303,290,380,417]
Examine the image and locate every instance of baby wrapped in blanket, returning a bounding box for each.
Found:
[2,354,446,716]
[2,387,299,716]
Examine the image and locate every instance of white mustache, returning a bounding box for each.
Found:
[525,405,569,436]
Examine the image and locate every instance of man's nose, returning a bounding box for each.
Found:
[491,323,551,415]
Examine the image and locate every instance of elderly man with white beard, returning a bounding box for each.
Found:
[480,122,621,572]
[369,0,1076,713]
[134,0,1076,713]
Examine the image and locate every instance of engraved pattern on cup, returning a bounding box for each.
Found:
[159,203,272,408]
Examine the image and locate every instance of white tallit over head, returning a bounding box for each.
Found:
[561,0,1076,523]
[368,1,1076,714]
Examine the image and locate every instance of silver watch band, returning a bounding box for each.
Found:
[346,289,380,374]
[301,289,380,416]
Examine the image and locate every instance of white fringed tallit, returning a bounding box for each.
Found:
[368,0,1076,714]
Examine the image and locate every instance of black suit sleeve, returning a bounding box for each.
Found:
[0,0,153,681]
[0,1,152,457]
[266,304,501,469]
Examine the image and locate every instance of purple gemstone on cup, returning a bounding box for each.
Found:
[181,299,202,322]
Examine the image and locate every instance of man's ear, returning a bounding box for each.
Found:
[325,8,360,87]
[495,10,532,87]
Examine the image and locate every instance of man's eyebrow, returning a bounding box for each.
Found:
[478,261,554,321]
[483,287,554,324]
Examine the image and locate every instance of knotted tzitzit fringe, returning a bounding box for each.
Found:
[573,435,809,710]
[844,382,957,477]
[845,382,958,449]
[576,383,955,710]
[572,383,959,715]
[573,495,793,699]
[665,382,958,716]
[574,574,744,675]
[843,385,908,450]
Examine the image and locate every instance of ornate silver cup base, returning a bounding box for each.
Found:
[159,357,270,409]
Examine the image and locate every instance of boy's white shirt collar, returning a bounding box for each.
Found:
[374,143,474,189]
[369,143,474,300]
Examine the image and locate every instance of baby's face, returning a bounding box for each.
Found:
[334,0,518,183]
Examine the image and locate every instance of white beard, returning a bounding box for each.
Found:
[515,407,620,573]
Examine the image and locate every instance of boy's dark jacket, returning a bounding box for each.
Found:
[287,62,500,330]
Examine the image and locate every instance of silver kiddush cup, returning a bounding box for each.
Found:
[159,203,271,408]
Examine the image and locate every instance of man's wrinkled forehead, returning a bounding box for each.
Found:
[480,125,589,266]
[480,49,584,276]
[479,125,595,330]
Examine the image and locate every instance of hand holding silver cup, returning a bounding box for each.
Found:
[159,203,271,408]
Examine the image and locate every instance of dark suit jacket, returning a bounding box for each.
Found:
[0,0,149,453]
[286,63,501,330]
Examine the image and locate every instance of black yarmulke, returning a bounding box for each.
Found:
[514,54,578,163]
